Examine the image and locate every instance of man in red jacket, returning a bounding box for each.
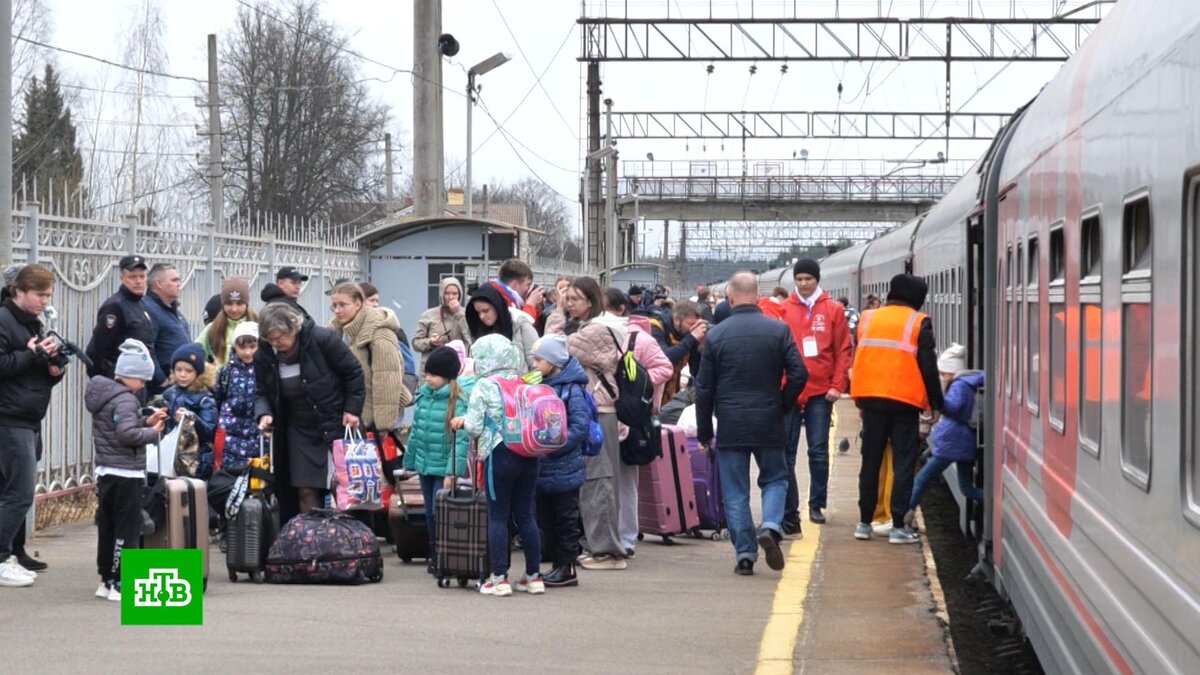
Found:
[782,259,852,529]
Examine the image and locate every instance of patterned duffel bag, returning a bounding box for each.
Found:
[265,509,383,585]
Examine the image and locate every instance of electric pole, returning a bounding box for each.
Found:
[384,132,395,207]
[413,0,445,218]
[0,0,12,266]
[207,34,224,233]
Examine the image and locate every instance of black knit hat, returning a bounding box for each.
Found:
[425,346,461,380]
[792,258,821,281]
[887,273,928,309]
[202,294,223,324]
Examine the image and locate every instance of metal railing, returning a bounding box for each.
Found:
[621,173,958,203]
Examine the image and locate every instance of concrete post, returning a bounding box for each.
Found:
[123,214,138,255]
[24,202,39,263]
[413,0,445,218]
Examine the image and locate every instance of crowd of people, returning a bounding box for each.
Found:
[0,253,983,594]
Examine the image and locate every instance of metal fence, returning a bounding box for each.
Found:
[8,202,361,500]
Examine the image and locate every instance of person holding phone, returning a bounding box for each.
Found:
[413,277,469,374]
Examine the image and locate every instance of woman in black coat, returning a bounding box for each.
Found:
[254,303,365,518]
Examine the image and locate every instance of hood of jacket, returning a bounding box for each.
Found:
[627,314,652,333]
[953,370,985,389]
[466,284,514,340]
[439,277,465,309]
[260,283,288,304]
[471,334,523,379]
[545,356,589,388]
[85,376,132,415]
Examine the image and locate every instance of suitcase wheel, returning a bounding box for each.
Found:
[636,533,644,542]
[690,527,703,539]
[711,530,728,541]
[228,570,238,583]
[437,577,451,589]
[457,577,469,588]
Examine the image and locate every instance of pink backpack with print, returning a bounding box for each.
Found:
[487,377,568,458]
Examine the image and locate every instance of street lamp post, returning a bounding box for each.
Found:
[466,52,511,219]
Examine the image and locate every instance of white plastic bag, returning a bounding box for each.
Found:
[676,404,715,438]
[146,426,180,477]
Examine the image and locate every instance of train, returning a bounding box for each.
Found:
[718,2,1200,672]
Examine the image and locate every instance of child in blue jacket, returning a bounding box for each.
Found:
[530,336,593,589]
[404,346,474,573]
[908,344,984,522]
[162,343,217,478]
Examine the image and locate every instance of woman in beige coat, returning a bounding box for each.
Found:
[328,282,410,432]
[412,277,470,373]
[550,276,627,570]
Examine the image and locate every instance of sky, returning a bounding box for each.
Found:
[41,0,1107,258]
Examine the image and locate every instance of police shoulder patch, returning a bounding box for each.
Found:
[104,314,117,329]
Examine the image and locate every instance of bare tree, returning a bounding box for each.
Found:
[12,0,52,100]
[219,0,390,220]
[488,178,571,260]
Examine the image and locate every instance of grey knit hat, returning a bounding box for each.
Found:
[114,339,156,381]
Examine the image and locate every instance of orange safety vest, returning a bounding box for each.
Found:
[850,305,929,410]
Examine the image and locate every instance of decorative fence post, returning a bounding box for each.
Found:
[267,232,277,280]
[23,201,39,263]
[318,240,328,325]
[123,214,138,255]
[206,225,217,299]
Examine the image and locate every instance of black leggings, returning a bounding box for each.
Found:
[857,407,921,528]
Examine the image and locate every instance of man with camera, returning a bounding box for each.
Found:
[0,264,67,587]
[85,255,160,383]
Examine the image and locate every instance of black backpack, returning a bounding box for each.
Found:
[598,331,661,465]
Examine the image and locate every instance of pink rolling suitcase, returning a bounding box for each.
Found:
[637,424,699,543]
[686,437,726,539]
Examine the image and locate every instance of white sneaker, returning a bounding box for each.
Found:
[4,555,35,580]
[871,521,894,536]
[107,585,122,602]
[96,582,112,599]
[0,559,35,587]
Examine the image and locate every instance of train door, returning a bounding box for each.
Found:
[966,213,986,538]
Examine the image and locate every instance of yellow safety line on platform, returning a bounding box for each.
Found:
[752,409,839,675]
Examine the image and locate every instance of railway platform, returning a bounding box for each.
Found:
[1,400,954,674]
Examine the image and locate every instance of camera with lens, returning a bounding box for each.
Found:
[34,330,93,370]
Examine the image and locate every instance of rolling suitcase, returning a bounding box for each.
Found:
[435,462,488,589]
[686,437,725,539]
[225,433,279,583]
[637,424,700,543]
[388,471,430,563]
[144,431,211,590]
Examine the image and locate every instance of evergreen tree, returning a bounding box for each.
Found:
[14,64,84,214]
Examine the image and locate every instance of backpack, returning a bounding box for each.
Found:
[396,339,419,405]
[566,384,604,457]
[487,377,569,458]
[597,331,661,465]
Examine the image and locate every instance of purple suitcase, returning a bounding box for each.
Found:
[686,437,725,538]
[638,424,700,543]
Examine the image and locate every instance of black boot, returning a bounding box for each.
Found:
[16,551,47,572]
[543,564,578,587]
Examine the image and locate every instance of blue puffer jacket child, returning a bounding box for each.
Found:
[930,370,984,462]
[215,358,260,467]
[405,376,476,478]
[536,356,591,495]
[162,369,218,445]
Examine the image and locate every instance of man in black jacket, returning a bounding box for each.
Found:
[696,272,807,577]
[260,266,313,324]
[645,300,708,405]
[0,265,66,586]
[84,255,157,380]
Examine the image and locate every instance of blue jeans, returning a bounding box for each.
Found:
[717,447,788,563]
[784,396,833,521]
[0,426,37,560]
[485,445,541,578]
[419,474,444,555]
[910,456,983,509]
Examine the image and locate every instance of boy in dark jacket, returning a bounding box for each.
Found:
[86,339,165,602]
[530,336,592,588]
[162,343,217,478]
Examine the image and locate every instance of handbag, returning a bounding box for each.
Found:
[331,427,386,510]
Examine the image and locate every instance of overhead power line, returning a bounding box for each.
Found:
[489,0,576,137]
[477,94,575,205]
[15,36,206,84]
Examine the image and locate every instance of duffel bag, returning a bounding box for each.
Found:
[264,509,383,585]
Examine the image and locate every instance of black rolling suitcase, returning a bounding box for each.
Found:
[389,470,430,563]
[225,433,278,583]
[435,460,488,589]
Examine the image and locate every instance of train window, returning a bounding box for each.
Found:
[1120,194,1152,490]
[1015,242,1024,404]
[1188,176,1200,524]
[1027,236,1039,411]
[1080,303,1102,455]
[1048,223,1065,431]
[1005,247,1014,398]
[1049,226,1065,282]
[1081,214,1102,281]
[1123,198,1152,274]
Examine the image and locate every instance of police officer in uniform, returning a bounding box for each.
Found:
[85,255,160,382]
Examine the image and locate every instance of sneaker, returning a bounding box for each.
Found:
[516,573,546,594]
[781,520,802,536]
[809,508,826,525]
[543,565,578,587]
[872,521,894,536]
[479,575,512,597]
[0,559,34,587]
[902,509,916,529]
[3,556,35,580]
[578,554,628,570]
[16,552,47,572]
[107,583,122,602]
[889,528,921,545]
[757,529,785,571]
[96,582,112,598]
[854,523,872,540]
[734,559,754,576]
[624,548,637,560]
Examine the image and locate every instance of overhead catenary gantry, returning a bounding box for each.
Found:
[577,1,1111,276]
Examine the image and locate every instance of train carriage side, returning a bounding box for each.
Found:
[820,243,872,310]
[987,0,1200,672]
[756,267,791,299]
[857,216,924,305]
